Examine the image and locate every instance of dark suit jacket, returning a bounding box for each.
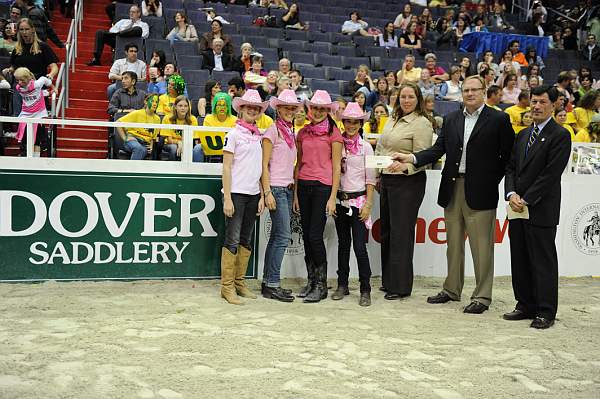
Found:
[201,51,235,72]
[415,105,514,210]
[504,118,571,227]
[580,45,600,62]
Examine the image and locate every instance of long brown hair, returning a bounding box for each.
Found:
[167,95,193,125]
[392,82,434,127]
[14,18,41,56]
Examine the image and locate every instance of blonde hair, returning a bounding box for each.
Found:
[13,67,34,82]
[14,19,41,56]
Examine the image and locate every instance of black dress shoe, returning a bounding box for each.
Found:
[359,292,371,307]
[261,283,291,296]
[427,291,455,304]
[262,286,294,302]
[463,301,489,314]
[384,293,408,300]
[503,309,533,321]
[530,317,554,329]
[86,58,101,66]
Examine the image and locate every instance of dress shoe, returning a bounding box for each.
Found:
[261,282,291,296]
[86,58,101,66]
[262,286,294,302]
[463,301,489,314]
[530,317,554,329]
[359,292,371,307]
[503,309,533,321]
[426,291,455,304]
[384,293,408,300]
[331,285,349,300]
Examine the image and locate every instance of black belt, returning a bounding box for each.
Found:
[337,190,366,200]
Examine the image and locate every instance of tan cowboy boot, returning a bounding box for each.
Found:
[234,246,257,299]
[221,247,242,305]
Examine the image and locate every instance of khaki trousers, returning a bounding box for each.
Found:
[442,178,496,306]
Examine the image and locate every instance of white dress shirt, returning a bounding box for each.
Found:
[213,52,224,71]
[459,103,485,174]
[109,18,150,39]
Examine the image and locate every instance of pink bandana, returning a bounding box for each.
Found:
[236,119,261,136]
[276,118,295,149]
[342,133,360,155]
[307,118,330,136]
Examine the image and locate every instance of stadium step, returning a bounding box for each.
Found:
[57,137,107,150]
[58,127,107,140]
[56,148,107,159]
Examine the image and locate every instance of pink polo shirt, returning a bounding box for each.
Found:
[341,138,377,193]
[263,124,296,187]
[223,124,263,195]
[297,124,343,186]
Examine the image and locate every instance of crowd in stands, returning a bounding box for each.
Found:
[0,0,600,158]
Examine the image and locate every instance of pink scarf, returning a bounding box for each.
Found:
[236,119,261,136]
[276,118,295,149]
[343,133,360,155]
[306,118,330,136]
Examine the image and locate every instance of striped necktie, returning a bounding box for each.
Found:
[526,125,540,155]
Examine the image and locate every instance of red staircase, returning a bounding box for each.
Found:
[53,0,114,158]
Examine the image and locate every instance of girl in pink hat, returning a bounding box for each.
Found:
[260,89,302,302]
[294,90,343,303]
[331,102,377,307]
[220,89,269,305]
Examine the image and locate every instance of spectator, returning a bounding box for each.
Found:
[227,76,246,112]
[142,0,162,17]
[243,55,267,90]
[160,96,198,161]
[396,54,422,84]
[508,40,527,66]
[115,93,161,160]
[289,69,312,101]
[577,67,599,90]
[488,2,513,30]
[23,0,64,48]
[235,43,254,75]
[554,108,575,140]
[574,113,600,143]
[486,84,502,110]
[477,50,499,76]
[520,64,543,90]
[548,29,563,50]
[367,77,389,108]
[147,66,165,95]
[263,70,279,96]
[453,18,470,45]
[423,94,443,132]
[394,3,413,30]
[206,9,230,25]
[574,75,594,104]
[419,8,435,36]
[342,11,374,38]
[418,69,435,98]
[580,34,600,62]
[480,68,496,89]
[9,6,22,24]
[458,57,473,81]
[472,17,489,33]
[501,73,521,104]
[378,22,399,49]
[424,53,449,84]
[435,18,455,46]
[555,71,575,108]
[385,70,399,89]
[353,91,369,112]
[201,38,235,72]
[527,76,541,91]
[280,3,306,30]
[498,50,521,78]
[400,21,422,50]
[166,11,198,45]
[278,58,291,77]
[363,102,389,142]
[571,90,600,133]
[527,0,547,23]
[107,43,147,100]
[514,109,533,133]
[524,47,544,70]
[438,66,462,102]
[428,0,448,7]
[197,80,221,117]
[0,22,17,55]
[108,71,146,118]
[88,5,148,66]
[199,20,233,55]
[148,49,167,75]
[562,26,578,50]
[157,74,186,116]
[505,91,530,132]
[472,4,488,25]
[348,65,374,96]
[273,75,291,97]
[526,14,544,37]
[192,92,236,162]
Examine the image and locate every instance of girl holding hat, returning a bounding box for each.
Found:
[331,102,377,307]
[260,89,302,302]
[220,89,269,305]
[294,90,343,303]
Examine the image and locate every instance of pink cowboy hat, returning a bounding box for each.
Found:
[305,90,339,112]
[269,89,302,109]
[339,102,370,121]
[232,89,269,113]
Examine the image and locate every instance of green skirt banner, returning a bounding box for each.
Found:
[0,160,257,281]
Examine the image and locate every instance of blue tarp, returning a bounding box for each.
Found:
[459,32,550,59]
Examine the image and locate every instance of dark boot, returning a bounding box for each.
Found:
[297,255,315,298]
[359,292,371,307]
[303,263,327,303]
[262,286,295,302]
[331,285,349,300]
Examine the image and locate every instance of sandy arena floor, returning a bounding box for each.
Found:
[0,276,599,399]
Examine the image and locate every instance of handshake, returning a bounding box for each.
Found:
[386,152,415,173]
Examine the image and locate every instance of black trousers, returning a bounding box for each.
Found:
[334,204,371,292]
[224,193,260,254]
[93,26,142,59]
[380,172,426,296]
[508,219,558,320]
[297,180,331,267]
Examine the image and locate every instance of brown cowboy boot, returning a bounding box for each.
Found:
[221,248,242,305]
[234,246,257,299]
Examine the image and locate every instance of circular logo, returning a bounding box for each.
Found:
[263,212,305,256]
[571,203,600,256]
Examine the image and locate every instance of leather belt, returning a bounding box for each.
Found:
[337,190,366,200]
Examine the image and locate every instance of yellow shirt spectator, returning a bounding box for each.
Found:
[117,108,161,142]
[157,93,178,115]
[504,104,530,133]
[256,113,274,130]
[160,115,199,144]
[574,129,592,142]
[571,107,597,131]
[397,67,422,83]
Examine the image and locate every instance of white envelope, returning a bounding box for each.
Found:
[365,155,393,169]
[506,204,529,220]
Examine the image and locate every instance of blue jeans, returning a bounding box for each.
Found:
[192,144,204,162]
[263,186,293,287]
[164,143,178,160]
[107,82,117,100]
[123,138,148,160]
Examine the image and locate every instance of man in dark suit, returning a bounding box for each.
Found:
[503,86,571,329]
[201,38,235,72]
[580,34,600,62]
[394,76,514,314]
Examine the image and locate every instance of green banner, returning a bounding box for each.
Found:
[0,169,257,281]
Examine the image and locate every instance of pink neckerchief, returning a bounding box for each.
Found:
[342,133,361,155]
[276,118,295,149]
[307,118,330,136]
[236,119,261,136]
